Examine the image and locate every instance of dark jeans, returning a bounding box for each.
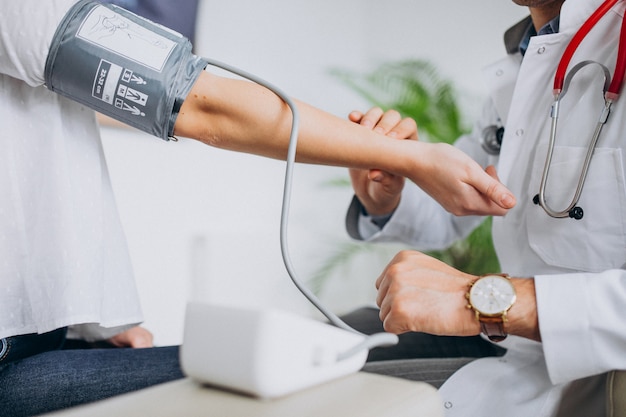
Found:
[0,328,183,417]
[340,306,506,361]
[340,307,506,388]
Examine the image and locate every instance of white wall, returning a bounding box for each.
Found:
[100,1,528,345]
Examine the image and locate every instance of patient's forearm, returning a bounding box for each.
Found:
[173,71,516,216]
[173,71,418,174]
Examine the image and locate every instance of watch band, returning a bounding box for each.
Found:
[479,317,507,342]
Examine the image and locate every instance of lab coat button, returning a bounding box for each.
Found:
[538,46,546,54]
[516,128,524,137]
[444,401,453,409]
[496,69,504,77]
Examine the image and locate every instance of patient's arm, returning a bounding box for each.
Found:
[174,71,515,216]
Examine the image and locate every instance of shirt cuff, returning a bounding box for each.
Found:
[536,270,626,384]
[345,196,395,240]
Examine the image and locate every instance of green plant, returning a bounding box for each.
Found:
[331,59,465,144]
[309,59,499,294]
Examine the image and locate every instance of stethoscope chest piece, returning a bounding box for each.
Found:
[481,125,505,155]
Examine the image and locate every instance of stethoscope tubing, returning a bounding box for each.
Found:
[536,0,626,219]
[554,0,622,95]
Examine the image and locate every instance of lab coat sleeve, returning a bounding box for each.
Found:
[347,178,484,250]
[0,0,78,86]
[535,269,626,385]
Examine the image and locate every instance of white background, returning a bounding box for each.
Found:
[100,0,528,345]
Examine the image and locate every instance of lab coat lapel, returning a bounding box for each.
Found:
[481,54,522,186]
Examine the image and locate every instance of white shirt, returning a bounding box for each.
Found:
[353,0,626,415]
[0,0,142,340]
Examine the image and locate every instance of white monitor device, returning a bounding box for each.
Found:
[181,303,369,398]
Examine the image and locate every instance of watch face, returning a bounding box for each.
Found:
[469,275,516,316]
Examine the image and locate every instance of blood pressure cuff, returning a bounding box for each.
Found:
[44,0,207,140]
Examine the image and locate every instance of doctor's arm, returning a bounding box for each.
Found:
[346,108,410,217]
[534,269,626,384]
[173,71,516,217]
[375,251,540,341]
[345,104,500,246]
[376,251,626,384]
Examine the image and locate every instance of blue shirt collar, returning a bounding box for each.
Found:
[519,15,561,55]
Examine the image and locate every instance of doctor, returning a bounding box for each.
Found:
[0,1,516,416]
[345,0,626,415]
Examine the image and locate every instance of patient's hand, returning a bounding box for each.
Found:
[409,144,515,216]
[107,326,154,348]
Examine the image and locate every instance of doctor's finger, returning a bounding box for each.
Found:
[387,116,418,140]
[348,110,365,124]
[353,107,384,130]
[378,296,392,326]
[349,108,416,139]
[376,284,391,313]
[368,109,402,135]
[375,269,394,308]
[485,164,500,180]
[362,109,418,140]
[368,168,385,182]
[368,168,404,183]
[375,262,389,290]
[471,170,516,211]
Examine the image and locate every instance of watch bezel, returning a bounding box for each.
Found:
[468,274,517,317]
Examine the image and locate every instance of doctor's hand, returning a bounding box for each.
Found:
[348,107,416,216]
[409,143,515,216]
[376,251,480,336]
[347,108,515,217]
[376,251,540,341]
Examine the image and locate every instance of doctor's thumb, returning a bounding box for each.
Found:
[498,191,517,210]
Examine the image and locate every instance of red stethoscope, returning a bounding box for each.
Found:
[534,0,626,220]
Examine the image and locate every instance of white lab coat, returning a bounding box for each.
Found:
[353,0,626,415]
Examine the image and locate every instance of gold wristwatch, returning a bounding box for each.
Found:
[466,274,516,342]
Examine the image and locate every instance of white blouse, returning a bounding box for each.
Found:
[0,0,143,340]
